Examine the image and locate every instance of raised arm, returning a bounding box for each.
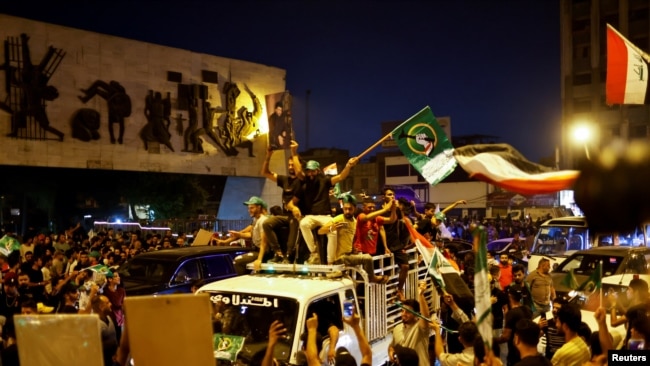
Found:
[359,199,396,223]
[261,148,277,182]
[291,140,304,180]
[417,281,431,329]
[594,307,614,353]
[343,310,372,365]
[305,313,322,366]
[440,200,467,216]
[331,157,359,185]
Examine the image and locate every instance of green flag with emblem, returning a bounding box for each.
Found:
[577,262,602,294]
[391,106,457,185]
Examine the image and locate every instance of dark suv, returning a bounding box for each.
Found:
[118,246,250,295]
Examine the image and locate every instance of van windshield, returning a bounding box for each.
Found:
[203,291,299,365]
[532,225,589,255]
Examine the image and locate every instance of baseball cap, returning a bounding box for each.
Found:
[243,196,267,209]
[334,347,357,366]
[37,302,54,314]
[393,345,419,366]
[305,160,320,170]
[89,251,101,259]
[3,272,17,286]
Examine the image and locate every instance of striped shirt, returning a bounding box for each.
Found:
[550,336,590,366]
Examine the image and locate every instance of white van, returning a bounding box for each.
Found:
[528,216,589,273]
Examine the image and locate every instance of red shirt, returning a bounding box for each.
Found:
[353,214,386,255]
[499,263,513,290]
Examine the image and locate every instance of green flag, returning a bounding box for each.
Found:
[577,262,602,294]
[472,225,493,350]
[391,106,457,185]
[0,235,20,256]
[560,268,579,290]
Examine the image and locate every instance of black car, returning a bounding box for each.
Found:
[551,246,650,299]
[118,246,250,295]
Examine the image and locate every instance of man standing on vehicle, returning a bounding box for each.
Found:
[260,140,303,263]
[526,258,555,318]
[380,188,411,296]
[354,197,396,256]
[295,155,358,265]
[216,196,273,274]
[317,195,389,283]
[388,281,430,366]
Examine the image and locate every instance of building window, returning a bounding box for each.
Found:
[573,73,592,85]
[386,164,409,177]
[573,98,592,113]
[361,178,369,188]
[630,124,649,139]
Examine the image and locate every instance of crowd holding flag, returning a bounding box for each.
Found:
[404,219,452,292]
[606,24,650,105]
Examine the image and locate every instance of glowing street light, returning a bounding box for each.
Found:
[571,122,595,160]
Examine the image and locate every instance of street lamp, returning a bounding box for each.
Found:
[571,122,595,160]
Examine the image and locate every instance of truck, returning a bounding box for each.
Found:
[197,248,435,365]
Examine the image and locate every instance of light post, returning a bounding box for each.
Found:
[570,121,596,161]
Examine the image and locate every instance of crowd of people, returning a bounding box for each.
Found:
[221,139,650,366]
[0,224,194,366]
[1,138,648,366]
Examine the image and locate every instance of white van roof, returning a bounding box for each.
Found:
[198,273,355,301]
[541,216,588,227]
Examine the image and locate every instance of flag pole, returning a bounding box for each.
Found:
[356,132,393,160]
[607,23,650,64]
[599,260,603,308]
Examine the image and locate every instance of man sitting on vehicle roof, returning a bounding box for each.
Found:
[317,195,389,284]
[215,196,273,275]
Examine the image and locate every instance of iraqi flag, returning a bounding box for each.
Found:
[453,144,580,195]
[405,220,472,301]
[606,24,650,105]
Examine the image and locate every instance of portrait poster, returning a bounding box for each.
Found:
[265,91,292,150]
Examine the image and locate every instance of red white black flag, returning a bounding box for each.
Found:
[606,24,650,105]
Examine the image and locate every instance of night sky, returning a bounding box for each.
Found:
[1,0,561,162]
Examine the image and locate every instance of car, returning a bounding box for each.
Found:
[551,246,650,300]
[118,246,251,295]
[487,238,514,252]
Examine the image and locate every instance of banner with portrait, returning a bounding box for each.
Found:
[264,91,293,150]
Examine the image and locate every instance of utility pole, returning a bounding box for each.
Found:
[305,89,311,150]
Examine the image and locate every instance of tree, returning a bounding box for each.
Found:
[117,172,208,220]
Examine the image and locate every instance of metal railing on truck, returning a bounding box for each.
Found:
[346,247,437,343]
